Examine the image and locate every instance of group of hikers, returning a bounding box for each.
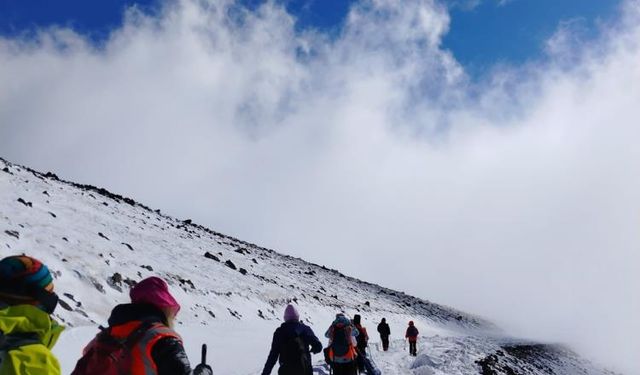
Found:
[0,254,421,375]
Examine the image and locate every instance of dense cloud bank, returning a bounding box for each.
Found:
[1,0,638,372]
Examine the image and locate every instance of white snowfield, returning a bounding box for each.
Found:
[0,157,618,375]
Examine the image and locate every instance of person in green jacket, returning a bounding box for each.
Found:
[0,255,63,375]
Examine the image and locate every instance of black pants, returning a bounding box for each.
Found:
[380,335,389,351]
[332,362,358,375]
[356,347,367,372]
[409,341,417,356]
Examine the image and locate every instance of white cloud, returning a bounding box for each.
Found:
[447,0,516,11]
[0,0,638,372]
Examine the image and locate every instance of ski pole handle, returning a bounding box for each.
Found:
[201,344,207,365]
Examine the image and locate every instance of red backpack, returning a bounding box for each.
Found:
[71,322,153,375]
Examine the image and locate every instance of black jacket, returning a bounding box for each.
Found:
[107,303,193,375]
[377,322,390,337]
[262,320,323,375]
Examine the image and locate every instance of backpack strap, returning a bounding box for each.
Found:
[0,331,41,351]
[101,321,154,349]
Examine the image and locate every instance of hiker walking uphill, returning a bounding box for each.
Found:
[0,255,63,375]
[376,318,390,351]
[325,313,359,375]
[405,321,419,356]
[71,276,212,375]
[261,304,322,375]
[352,314,369,373]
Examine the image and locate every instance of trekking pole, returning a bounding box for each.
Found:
[201,343,207,365]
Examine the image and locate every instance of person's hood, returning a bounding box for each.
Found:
[333,314,352,326]
[108,303,168,326]
[0,304,64,349]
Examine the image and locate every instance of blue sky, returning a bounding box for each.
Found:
[0,0,622,75]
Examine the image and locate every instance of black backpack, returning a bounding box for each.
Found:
[279,331,311,375]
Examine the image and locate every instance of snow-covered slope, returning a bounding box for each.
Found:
[0,157,618,375]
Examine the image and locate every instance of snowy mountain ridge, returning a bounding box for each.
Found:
[0,157,618,375]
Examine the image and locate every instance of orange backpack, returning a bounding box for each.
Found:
[71,321,179,375]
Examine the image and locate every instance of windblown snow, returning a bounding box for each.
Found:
[0,157,618,375]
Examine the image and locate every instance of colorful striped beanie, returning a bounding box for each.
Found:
[0,255,57,312]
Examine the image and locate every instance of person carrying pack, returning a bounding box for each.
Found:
[352,314,368,373]
[261,304,322,375]
[405,321,419,357]
[71,276,212,375]
[376,318,390,351]
[324,313,359,375]
[0,255,63,375]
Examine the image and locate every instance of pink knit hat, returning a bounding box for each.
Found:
[130,277,180,315]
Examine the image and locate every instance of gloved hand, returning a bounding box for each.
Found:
[193,363,213,375]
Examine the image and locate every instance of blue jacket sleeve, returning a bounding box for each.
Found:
[261,329,281,375]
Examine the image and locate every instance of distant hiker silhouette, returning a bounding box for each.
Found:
[71,276,212,375]
[0,255,63,375]
[405,321,419,356]
[261,304,322,375]
[376,318,390,351]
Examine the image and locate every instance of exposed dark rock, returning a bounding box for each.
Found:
[235,247,250,255]
[141,265,153,271]
[121,242,134,251]
[204,252,220,262]
[58,299,74,311]
[110,272,123,284]
[48,212,57,218]
[239,268,248,275]
[476,354,501,375]
[92,280,106,294]
[44,172,59,180]
[225,260,237,270]
[4,230,19,239]
[98,232,110,241]
[227,308,242,319]
[42,191,50,196]
[477,345,562,375]
[178,277,195,289]
[17,198,32,207]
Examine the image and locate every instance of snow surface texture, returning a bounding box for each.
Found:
[0,157,618,375]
